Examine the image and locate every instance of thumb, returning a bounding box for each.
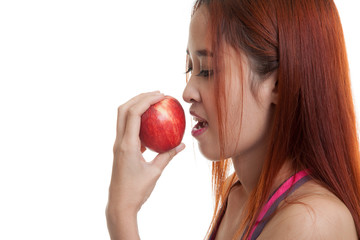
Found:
[151,143,185,171]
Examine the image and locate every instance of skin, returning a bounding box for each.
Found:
[106,5,358,240]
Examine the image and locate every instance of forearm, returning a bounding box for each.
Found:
[106,205,140,240]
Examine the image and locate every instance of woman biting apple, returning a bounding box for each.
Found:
[106,0,360,239]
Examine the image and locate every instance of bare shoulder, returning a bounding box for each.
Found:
[259,181,358,240]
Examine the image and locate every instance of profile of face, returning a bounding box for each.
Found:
[183,5,278,161]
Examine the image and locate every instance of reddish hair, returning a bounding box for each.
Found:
[189,0,360,239]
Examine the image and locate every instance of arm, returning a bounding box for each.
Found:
[105,92,185,240]
[106,204,140,240]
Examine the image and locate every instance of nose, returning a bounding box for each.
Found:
[182,76,201,104]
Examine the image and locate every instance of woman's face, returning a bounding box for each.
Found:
[183,6,278,161]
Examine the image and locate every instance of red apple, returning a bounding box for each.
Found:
[139,96,186,153]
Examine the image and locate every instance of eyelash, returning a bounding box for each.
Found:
[197,69,213,77]
[185,67,213,77]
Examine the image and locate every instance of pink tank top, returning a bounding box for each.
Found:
[208,170,311,240]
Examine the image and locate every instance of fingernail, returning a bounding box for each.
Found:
[155,91,164,96]
[175,143,185,153]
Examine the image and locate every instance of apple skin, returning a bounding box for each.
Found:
[139,96,186,153]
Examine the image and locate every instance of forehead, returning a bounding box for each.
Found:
[187,6,211,54]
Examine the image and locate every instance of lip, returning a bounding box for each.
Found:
[189,111,207,122]
[191,124,208,137]
[190,110,208,138]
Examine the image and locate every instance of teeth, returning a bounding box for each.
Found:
[195,121,208,130]
[192,116,206,123]
[193,116,202,122]
[192,115,208,130]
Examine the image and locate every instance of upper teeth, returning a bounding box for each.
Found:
[193,116,204,122]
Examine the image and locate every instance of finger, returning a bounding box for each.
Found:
[151,143,185,171]
[117,91,160,134]
[122,93,166,145]
[116,91,161,140]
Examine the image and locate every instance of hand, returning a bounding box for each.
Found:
[107,91,185,215]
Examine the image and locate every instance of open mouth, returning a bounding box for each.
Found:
[193,118,208,129]
[192,116,209,137]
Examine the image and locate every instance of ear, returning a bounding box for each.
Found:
[267,70,278,105]
[272,79,279,105]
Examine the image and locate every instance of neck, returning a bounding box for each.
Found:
[231,148,265,196]
[232,150,293,198]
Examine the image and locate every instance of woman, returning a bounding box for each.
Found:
[106,0,360,239]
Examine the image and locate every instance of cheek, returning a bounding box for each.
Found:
[197,125,221,161]
[226,99,273,158]
[198,92,223,161]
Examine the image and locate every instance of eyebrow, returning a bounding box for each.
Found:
[186,49,214,57]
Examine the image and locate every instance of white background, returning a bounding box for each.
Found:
[0,1,359,239]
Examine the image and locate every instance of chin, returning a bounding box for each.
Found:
[198,143,222,161]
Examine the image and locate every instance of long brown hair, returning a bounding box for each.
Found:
[189,0,360,239]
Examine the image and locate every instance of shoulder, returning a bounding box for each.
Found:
[259,181,358,240]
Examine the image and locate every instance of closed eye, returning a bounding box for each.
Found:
[196,70,213,77]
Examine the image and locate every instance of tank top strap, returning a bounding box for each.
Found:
[244,169,311,240]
